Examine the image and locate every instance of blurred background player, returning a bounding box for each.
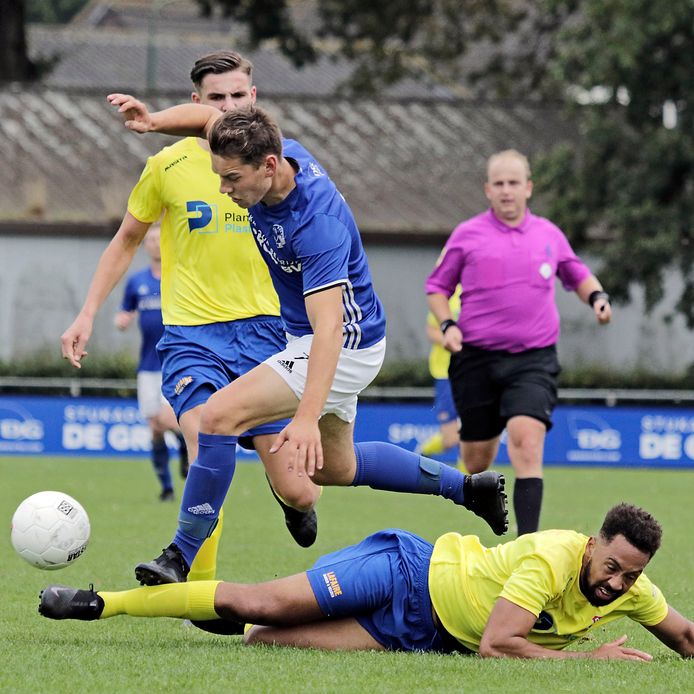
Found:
[61,51,321,583]
[427,149,611,536]
[417,287,464,469]
[115,225,188,501]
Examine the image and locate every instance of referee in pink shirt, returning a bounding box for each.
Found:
[426,149,612,535]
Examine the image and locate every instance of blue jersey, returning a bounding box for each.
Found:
[247,139,386,349]
[120,267,164,372]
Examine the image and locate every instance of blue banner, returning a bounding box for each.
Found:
[1,394,694,468]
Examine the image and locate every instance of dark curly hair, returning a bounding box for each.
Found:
[599,503,662,557]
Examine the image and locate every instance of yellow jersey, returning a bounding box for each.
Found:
[427,288,461,379]
[429,530,668,653]
[128,137,280,325]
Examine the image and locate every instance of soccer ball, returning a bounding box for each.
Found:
[11,491,90,570]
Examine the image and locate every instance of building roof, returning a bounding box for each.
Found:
[0,88,574,234]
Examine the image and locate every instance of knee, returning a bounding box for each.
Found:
[463,459,490,474]
[198,392,242,435]
[273,483,319,512]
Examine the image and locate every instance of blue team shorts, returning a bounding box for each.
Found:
[306,529,456,653]
[433,378,458,426]
[158,316,290,445]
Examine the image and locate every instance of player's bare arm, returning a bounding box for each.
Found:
[271,287,344,478]
[60,213,150,368]
[645,606,694,658]
[107,94,221,139]
[576,275,612,325]
[480,598,653,661]
[427,291,462,353]
[114,310,135,331]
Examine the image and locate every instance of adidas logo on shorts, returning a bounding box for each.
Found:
[278,359,294,373]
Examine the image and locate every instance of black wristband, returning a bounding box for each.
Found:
[440,319,457,334]
[588,290,610,307]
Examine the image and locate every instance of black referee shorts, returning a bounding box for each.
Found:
[449,344,560,442]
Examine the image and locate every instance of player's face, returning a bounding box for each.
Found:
[192,70,256,112]
[484,155,533,227]
[579,534,650,607]
[212,153,274,208]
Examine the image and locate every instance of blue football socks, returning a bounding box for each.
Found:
[151,437,173,493]
[352,442,466,505]
[173,433,238,567]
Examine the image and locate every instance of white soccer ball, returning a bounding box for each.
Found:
[11,491,90,570]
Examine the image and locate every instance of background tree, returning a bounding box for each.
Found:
[534,0,693,324]
[0,0,37,82]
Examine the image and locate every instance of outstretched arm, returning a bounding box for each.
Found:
[644,606,694,658]
[480,598,653,661]
[107,93,221,138]
[61,212,149,368]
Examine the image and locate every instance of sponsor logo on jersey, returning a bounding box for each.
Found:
[186,200,219,233]
[174,376,193,395]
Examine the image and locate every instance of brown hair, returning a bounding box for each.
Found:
[190,51,253,90]
[209,106,283,167]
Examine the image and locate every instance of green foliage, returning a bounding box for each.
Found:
[535,0,694,325]
[26,0,88,23]
[2,458,694,691]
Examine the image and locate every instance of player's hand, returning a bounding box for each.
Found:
[270,416,324,478]
[60,314,92,368]
[594,298,612,325]
[106,93,153,133]
[443,324,463,353]
[591,635,652,661]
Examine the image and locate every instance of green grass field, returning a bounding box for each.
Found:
[2,455,693,693]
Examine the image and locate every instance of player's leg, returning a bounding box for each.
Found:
[245,619,385,650]
[255,433,321,547]
[38,573,321,625]
[153,399,189,478]
[138,326,232,585]
[499,346,559,535]
[156,364,300,577]
[138,371,174,500]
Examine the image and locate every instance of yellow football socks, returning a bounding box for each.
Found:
[99,580,220,620]
[188,507,224,581]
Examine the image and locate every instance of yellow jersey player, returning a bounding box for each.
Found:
[40,503,694,661]
[418,287,463,466]
[60,52,321,581]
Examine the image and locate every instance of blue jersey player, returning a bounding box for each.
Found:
[116,225,188,499]
[107,95,509,586]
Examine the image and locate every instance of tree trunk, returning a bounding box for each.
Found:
[0,0,37,82]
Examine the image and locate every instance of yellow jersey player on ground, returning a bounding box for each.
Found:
[60,52,321,582]
[418,287,463,467]
[40,503,694,662]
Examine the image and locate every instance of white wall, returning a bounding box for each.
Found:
[1,234,693,375]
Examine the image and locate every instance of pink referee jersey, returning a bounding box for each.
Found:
[425,209,591,352]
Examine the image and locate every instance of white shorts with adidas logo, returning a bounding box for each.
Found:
[264,334,386,423]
